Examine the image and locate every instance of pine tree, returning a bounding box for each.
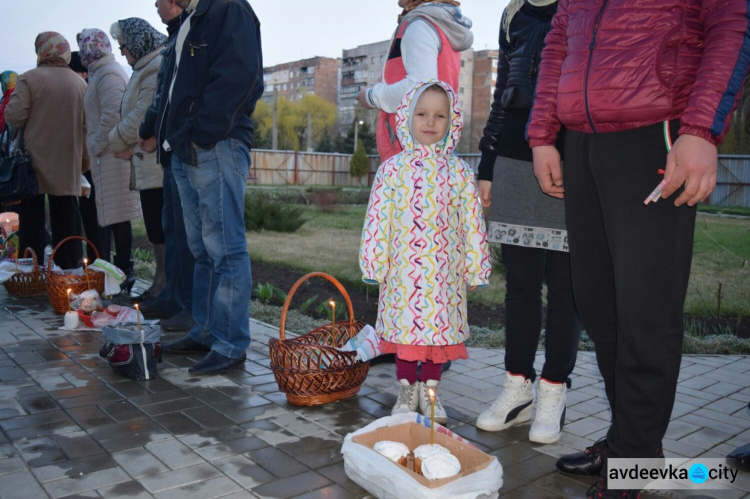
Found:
[350,139,369,185]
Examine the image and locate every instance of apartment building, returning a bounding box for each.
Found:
[338,40,391,128]
[469,49,499,151]
[258,47,497,153]
[261,56,340,106]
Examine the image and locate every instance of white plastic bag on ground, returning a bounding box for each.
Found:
[342,413,503,499]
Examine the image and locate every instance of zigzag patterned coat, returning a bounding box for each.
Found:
[360,80,491,347]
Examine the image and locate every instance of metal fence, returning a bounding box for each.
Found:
[709,155,750,207]
[249,150,750,207]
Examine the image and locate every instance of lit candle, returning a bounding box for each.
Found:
[428,387,436,445]
[329,300,336,333]
[135,303,141,331]
[83,258,91,290]
[67,288,72,312]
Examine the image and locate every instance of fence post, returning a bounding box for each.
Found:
[294,150,299,185]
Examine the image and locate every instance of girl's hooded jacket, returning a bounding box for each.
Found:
[360,80,491,346]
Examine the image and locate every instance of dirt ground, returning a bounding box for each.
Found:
[251,260,750,339]
[251,261,506,329]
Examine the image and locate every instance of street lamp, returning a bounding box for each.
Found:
[353,119,364,153]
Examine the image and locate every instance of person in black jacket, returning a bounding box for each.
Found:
[138,0,197,335]
[474,0,581,445]
[153,0,263,375]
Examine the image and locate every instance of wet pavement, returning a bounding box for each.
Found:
[0,285,748,498]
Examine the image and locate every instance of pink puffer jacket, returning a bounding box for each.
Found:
[527,0,750,146]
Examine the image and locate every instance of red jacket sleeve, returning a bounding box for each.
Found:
[679,0,750,145]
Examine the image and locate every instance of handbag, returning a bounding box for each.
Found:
[99,324,162,380]
[0,127,38,205]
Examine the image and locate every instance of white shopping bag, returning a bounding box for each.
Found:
[342,413,503,499]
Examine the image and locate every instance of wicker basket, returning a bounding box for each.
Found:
[269,272,370,406]
[47,236,105,315]
[3,247,47,297]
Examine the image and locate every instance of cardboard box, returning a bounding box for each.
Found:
[352,422,493,489]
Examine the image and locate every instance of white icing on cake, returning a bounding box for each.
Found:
[413,443,449,460]
[421,452,462,479]
[373,440,409,462]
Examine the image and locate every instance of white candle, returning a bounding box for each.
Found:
[64,311,79,329]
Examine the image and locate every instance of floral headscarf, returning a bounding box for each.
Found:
[117,18,167,64]
[34,32,72,65]
[77,29,112,67]
[0,71,17,94]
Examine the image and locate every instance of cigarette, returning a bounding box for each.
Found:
[644,181,666,205]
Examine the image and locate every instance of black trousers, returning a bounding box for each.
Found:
[563,123,695,462]
[17,193,83,269]
[502,243,581,383]
[139,187,165,245]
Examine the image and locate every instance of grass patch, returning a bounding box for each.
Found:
[686,214,750,316]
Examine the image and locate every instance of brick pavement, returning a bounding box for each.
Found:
[0,289,748,498]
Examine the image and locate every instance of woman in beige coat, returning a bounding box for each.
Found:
[79,28,142,293]
[109,18,167,301]
[5,32,85,269]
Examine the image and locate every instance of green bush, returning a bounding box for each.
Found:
[244,191,307,232]
[350,139,369,185]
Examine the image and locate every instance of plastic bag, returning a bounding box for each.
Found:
[80,174,91,197]
[341,413,503,499]
[88,259,125,296]
[70,288,102,313]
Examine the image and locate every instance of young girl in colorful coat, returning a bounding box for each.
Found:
[360,80,491,423]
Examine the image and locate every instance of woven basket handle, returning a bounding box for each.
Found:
[278,272,355,341]
[23,247,39,278]
[46,236,100,274]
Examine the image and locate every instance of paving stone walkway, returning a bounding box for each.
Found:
[0,288,748,498]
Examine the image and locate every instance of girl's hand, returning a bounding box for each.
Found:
[478,180,492,207]
[468,285,477,292]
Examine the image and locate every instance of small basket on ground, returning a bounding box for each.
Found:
[3,247,47,297]
[269,272,370,406]
[47,236,105,315]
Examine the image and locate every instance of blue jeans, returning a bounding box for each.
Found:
[156,162,195,314]
[171,138,252,358]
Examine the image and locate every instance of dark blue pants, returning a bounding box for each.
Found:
[154,162,194,314]
[563,122,695,463]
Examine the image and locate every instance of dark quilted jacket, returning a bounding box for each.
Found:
[527,0,750,147]
[477,0,559,181]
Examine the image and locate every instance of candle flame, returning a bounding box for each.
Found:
[135,303,139,309]
[67,288,71,295]
[329,300,335,307]
[83,258,87,265]
[427,388,435,400]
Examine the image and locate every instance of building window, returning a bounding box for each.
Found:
[461,60,465,68]
[459,87,464,94]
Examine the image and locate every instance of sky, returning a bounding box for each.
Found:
[0,0,508,75]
